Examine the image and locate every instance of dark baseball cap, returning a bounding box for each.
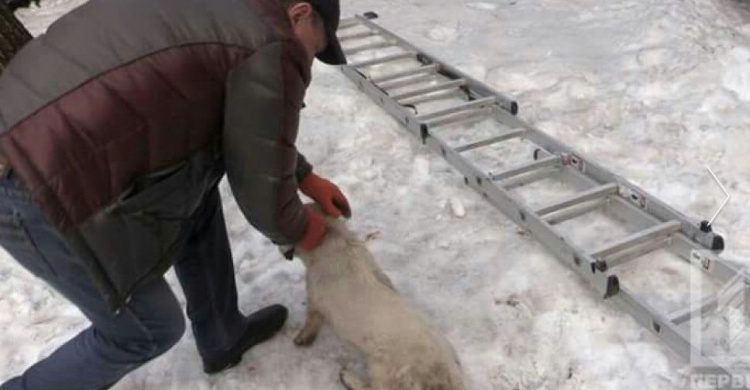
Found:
[307,0,347,65]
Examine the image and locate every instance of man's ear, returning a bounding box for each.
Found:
[288,2,315,26]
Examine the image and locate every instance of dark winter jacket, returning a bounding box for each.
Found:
[0,0,314,310]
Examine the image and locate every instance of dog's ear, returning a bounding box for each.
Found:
[279,245,295,260]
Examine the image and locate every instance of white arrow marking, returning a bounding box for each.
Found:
[706,166,731,227]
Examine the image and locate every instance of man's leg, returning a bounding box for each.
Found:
[173,187,287,374]
[0,175,185,390]
[3,278,185,390]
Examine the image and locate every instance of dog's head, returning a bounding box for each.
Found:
[293,203,361,266]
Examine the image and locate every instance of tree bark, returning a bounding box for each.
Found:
[0,2,31,69]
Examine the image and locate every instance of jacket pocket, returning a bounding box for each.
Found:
[113,160,191,218]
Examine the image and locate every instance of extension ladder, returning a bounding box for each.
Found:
[336,12,750,388]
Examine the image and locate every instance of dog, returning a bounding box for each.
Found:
[294,211,467,390]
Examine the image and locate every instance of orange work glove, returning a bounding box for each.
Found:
[297,205,327,251]
[299,172,352,219]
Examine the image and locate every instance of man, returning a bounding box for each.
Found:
[0,0,350,388]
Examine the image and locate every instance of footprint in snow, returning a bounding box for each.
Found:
[427,25,460,43]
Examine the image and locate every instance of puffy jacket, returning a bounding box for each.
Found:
[0,0,315,310]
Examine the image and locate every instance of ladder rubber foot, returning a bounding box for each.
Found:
[712,235,724,252]
[420,124,429,144]
[510,101,519,115]
[605,276,620,298]
[698,220,725,251]
[416,53,432,65]
[363,11,379,20]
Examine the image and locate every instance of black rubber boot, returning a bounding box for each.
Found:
[4,0,39,12]
[202,304,289,374]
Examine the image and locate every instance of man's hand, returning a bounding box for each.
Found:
[297,205,327,251]
[299,172,352,219]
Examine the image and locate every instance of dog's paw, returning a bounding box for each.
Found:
[339,367,368,390]
[293,330,317,347]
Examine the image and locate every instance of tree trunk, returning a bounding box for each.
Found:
[0,2,31,69]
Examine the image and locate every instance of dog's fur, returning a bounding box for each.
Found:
[294,213,467,390]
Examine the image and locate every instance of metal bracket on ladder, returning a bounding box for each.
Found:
[336,12,747,387]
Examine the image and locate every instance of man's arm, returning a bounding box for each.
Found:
[223,41,309,246]
[296,152,313,183]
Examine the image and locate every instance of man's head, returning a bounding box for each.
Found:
[282,0,346,66]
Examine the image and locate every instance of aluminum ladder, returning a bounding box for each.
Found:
[336,12,750,388]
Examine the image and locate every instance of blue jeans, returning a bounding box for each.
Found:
[0,172,246,390]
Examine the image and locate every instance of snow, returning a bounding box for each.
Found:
[4,0,750,388]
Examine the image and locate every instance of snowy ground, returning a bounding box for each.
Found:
[4,0,750,388]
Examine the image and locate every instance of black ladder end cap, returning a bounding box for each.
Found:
[416,53,432,65]
[699,220,712,233]
[605,276,620,298]
[510,101,519,115]
[363,11,379,20]
[420,124,429,143]
[712,235,725,252]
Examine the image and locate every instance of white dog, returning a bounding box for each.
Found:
[294,214,467,390]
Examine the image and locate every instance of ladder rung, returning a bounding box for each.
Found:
[398,89,463,107]
[668,282,744,325]
[379,73,436,91]
[590,220,682,260]
[392,79,466,101]
[603,236,672,268]
[454,128,525,153]
[417,97,497,122]
[543,199,603,225]
[371,64,440,84]
[490,156,561,182]
[536,183,619,217]
[339,30,378,42]
[350,52,415,68]
[669,295,720,325]
[343,41,395,55]
[422,108,490,129]
[338,19,360,30]
[501,167,560,190]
